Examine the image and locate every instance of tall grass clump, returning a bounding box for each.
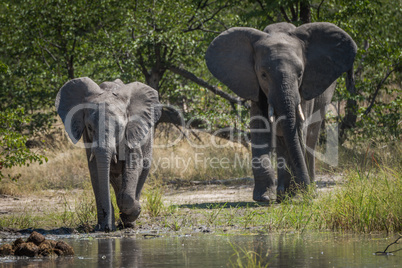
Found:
[319,167,401,233]
[144,187,165,217]
[150,124,252,183]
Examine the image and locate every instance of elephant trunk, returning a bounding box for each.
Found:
[273,85,310,191]
[94,148,113,231]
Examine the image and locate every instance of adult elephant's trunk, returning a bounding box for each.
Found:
[94,148,113,231]
[273,86,310,197]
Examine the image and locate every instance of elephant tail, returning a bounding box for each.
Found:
[340,67,358,141]
[346,67,356,95]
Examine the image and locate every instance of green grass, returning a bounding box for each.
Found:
[1,165,400,233]
[144,187,165,217]
[317,168,401,233]
[0,129,400,233]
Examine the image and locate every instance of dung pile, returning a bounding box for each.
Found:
[0,231,74,257]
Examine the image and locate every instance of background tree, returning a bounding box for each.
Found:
[0,0,400,175]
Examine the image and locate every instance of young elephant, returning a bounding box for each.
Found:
[56,77,161,231]
[206,22,357,202]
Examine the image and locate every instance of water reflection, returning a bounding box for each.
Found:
[1,233,400,267]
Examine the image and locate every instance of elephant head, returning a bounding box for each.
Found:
[206,22,356,199]
[55,77,161,230]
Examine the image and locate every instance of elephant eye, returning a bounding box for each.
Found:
[298,71,303,79]
[261,72,268,79]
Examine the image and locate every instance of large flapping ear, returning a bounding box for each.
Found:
[293,22,357,100]
[205,27,267,102]
[122,82,161,149]
[55,77,102,143]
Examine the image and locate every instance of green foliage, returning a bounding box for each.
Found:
[0,108,47,180]
[322,0,401,142]
[0,0,400,180]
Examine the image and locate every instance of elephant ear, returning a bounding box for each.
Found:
[293,22,357,100]
[205,27,267,102]
[55,77,102,143]
[122,82,161,149]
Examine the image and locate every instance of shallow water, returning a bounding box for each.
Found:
[1,232,400,267]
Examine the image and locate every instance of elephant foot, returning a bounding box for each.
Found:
[117,221,135,229]
[120,211,140,225]
[94,223,116,233]
[276,184,295,203]
[276,188,287,203]
[253,187,275,203]
[277,184,317,203]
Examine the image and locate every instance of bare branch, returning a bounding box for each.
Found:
[364,66,397,115]
[290,4,297,21]
[169,66,249,108]
[375,236,402,255]
[280,7,292,22]
[316,0,325,20]
[40,46,58,62]
[137,52,150,81]
[256,0,265,10]
[184,3,230,33]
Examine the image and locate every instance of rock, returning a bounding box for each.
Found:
[14,242,39,257]
[13,238,25,249]
[55,241,74,256]
[0,244,13,256]
[38,240,57,257]
[1,234,74,258]
[27,231,46,246]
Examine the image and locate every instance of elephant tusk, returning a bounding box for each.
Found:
[268,105,275,123]
[297,104,305,122]
[89,152,95,162]
[113,154,118,164]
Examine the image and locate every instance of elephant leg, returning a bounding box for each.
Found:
[136,135,152,201]
[306,82,336,183]
[86,151,110,230]
[305,121,322,183]
[276,136,293,202]
[117,147,143,227]
[86,159,103,225]
[250,98,276,202]
[110,173,123,227]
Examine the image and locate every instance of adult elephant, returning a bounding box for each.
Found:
[205,22,357,202]
[56,77,161,231]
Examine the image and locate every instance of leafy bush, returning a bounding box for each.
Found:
[0,108,47,180]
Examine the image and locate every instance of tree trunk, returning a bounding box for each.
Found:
[299,1,311,24]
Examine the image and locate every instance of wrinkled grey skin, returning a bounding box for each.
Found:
[56,77,161,231]
[206,22,357,202]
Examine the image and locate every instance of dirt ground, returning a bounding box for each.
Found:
[0,174,342,217]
